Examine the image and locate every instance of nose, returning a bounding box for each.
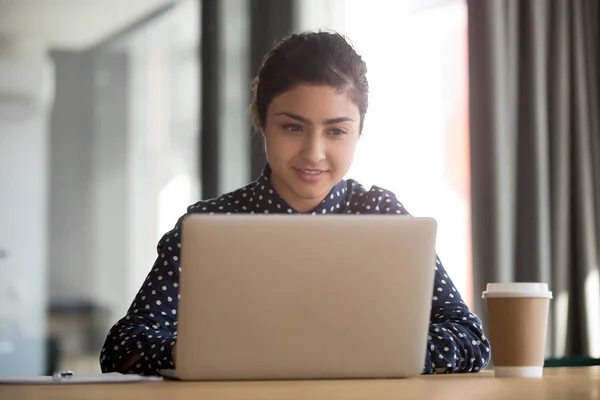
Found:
[300,132,326,164]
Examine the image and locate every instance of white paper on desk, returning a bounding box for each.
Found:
[0,372,164,384]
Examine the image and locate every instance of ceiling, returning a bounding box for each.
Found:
[0,0,172,50]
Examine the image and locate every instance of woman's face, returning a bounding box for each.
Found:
[263,84,361,213]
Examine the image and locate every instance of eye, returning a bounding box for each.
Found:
[282,124,303,132]
[328,128,348,136]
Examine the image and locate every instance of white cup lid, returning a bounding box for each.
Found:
[482,282,553,299]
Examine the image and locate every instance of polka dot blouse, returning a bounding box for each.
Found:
[100,164,491,375]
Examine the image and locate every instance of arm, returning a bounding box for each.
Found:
[100,217,183,375]
[423,256,490,374]
[377,191,491,373]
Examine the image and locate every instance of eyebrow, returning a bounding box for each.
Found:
[275,112,354,125]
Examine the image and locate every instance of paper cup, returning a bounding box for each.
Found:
[482,283,552,378]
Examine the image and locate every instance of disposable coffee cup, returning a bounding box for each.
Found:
[482,283,552,378]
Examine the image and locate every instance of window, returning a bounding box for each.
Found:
[299,0,473,306]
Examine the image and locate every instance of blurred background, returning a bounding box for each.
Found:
[1,0,598,376]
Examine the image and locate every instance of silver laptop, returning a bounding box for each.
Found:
[160,214,437,380]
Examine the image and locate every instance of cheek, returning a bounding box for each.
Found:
[263,132,296,164]
[330,139,358,168]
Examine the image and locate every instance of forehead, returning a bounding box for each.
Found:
[268,85,360,119]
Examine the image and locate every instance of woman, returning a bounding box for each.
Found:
[100,31,491,375]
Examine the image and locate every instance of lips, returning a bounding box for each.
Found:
[293,167,329,182]
[298,169,325,175]
[294,167,328,174]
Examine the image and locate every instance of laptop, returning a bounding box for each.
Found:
[159,214,437,380]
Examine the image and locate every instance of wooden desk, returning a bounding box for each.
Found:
[1,367,599,400]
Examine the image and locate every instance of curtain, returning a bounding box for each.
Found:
[467,0,600,358]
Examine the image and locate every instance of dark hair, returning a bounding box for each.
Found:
[251,31,369,133]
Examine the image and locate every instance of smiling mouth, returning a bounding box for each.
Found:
[295,168,327,175]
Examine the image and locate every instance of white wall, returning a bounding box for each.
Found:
[295,0,473,304]
[0,45,52,375]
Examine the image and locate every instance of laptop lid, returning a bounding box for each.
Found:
[174,214,437,380]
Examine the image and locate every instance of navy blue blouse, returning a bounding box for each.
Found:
[100,164,491,375]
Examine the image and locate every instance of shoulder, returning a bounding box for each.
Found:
[185,182,255,214]
[344,179,411,215]
[154,182,258,254]
[155,185,251,249]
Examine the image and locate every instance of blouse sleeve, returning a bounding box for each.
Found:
[99,217,184,375]
[424,256,491,373]
[378,191,491,374]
